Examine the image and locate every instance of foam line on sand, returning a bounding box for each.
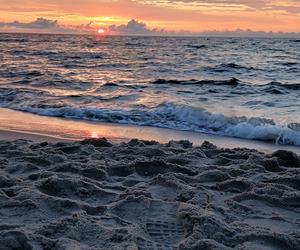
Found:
[1,108,300,154]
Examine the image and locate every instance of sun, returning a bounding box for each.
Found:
[98,29,105,34]
[91,131,99,138]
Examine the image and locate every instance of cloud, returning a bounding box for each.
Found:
[1,1,300,33]
[194,28,300,38]
[0,17,163,35]
[0,18,66,32]
[0,17,299,37]
[1,0,299,14]
[108,19,165,35]
[0,17,96,34]
[168,0,269,8]
[13,18,58,29]
[133,0,300,14]
[107,19,300,37]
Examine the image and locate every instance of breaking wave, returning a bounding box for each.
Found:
[1,100,300,146]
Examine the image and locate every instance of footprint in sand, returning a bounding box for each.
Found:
[138,219,184,250]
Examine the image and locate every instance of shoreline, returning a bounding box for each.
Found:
[0,129,71,143]
[1,107,300,154]
[1,110,300,249]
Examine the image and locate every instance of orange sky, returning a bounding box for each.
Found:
[0,0,300,33]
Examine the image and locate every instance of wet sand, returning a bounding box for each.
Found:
[0,137,299,249]
[1,108,300,154]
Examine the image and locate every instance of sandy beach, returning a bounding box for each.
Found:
[1,32,300,250]
[0,136,299,249]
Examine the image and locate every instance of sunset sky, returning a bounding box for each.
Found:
[0,0,300,34]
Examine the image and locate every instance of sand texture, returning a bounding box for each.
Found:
[0,138,299,250]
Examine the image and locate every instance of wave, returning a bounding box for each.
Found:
[220,63,247,69]
[152,78,240,86]
[185,44,207,49]
[266,81,300,90]
[96,82,147,91]
[151,78,300,92]
[0,70,44,79]
[280,62,298,66]
[1,100,300,146]
[210,63,256,72]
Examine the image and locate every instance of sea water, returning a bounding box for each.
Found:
[0,33,300,145]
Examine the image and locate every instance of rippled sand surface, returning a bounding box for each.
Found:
[0,138,299,249]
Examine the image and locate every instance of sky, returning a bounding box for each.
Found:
[0,0,300,35]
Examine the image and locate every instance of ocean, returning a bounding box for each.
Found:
[0,33,300,145]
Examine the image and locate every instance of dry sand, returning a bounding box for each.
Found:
[0,138,299,250]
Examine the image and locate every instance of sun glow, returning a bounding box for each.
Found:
[91,131,99,138]
[97,28,105,34]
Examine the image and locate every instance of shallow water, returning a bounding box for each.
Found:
[2,108,300,154]
[0,33,300,145]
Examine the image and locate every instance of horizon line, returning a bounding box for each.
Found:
[1,31,300,39]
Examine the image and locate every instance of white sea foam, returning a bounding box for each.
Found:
[3,101,300,146]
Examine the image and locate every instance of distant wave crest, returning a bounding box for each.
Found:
[151,78,240,86]
[151,78,300,93]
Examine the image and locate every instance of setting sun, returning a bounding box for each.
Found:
[98,28,105,34]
